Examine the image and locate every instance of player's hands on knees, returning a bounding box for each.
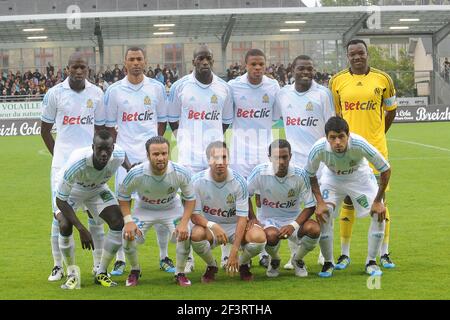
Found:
[123,222,142,241]
[370,201,386,222]
[79,227,94,250]
[225,248,239,276]
[211,224,228,245]
[175,222,189,241]
[315,202,330,224]
[278,225,295,239]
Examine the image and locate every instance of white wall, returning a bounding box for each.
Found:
[414,38,433,96]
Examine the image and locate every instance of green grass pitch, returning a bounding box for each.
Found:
[1,122,450,300]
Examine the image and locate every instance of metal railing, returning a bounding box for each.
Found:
[0,94,44,102]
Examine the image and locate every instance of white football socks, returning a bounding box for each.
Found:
[240,242,266,265]
[58,234,75,267]
[51,218,63,267]
[367,215,385,264]
[192,240,216,267]
[88,218,104,267]
[155,223,170,260]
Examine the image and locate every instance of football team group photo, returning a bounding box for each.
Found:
[1,0,450,301]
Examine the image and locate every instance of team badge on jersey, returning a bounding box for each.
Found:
[305,102,314,111]
[86,99,93,108]
[211,94,218,104]
[144,96,151,105]
[287,189,296,198]
[374,87,382,96]
[100,190,114,203]
[262,94,269,104]
[349,160,357,167]
[226,193,235,205]
[167,186,175,194]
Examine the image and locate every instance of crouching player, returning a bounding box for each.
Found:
[55,130,131,289]
[118,136,195,287]
[191,141,267,282]
[247,139,320,278]
[305,116,391,277]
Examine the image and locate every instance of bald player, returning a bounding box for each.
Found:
[168,44,233,272]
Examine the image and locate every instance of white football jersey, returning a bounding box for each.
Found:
[247,162,316,221]
[104,76,167,162]
[41,78,106,168]
[168,72,233,172]
[192,168,248,225]
[228,73,280,177]
[274,81,335,167]
[56,145,125,200]
[305,133,390,180]
[118,160,195,211]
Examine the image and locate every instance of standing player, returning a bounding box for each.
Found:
[228,48,280,269]
[55,130,130,289]
[168,44,233,272]
[328,39,397,269]
[168,44,233,172]
[118,136,195,287]
[104,47,173,276]
[305,117,391,277]
[229,48,280,178]
[273,55,335,269]
[41,52,106,281]
[247,139,320,278]
[190,141,266,282]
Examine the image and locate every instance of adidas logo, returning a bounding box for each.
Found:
[356,82,363,86]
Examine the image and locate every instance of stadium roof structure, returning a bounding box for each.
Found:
[0,5,449,48]
[1,5,449,103]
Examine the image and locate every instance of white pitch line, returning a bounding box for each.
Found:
[389,138,450,153]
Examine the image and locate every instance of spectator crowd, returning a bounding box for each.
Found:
[226,62,333,86]
[0,61,332,99]
[1,63,63,98]
[0,63,180,99]
[94,63,180,93]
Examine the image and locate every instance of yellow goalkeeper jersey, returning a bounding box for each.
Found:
[328,67,397,159]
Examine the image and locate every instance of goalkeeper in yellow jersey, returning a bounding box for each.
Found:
[328,39,396,270]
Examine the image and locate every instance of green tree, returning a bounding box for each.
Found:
[367,46,415,97]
